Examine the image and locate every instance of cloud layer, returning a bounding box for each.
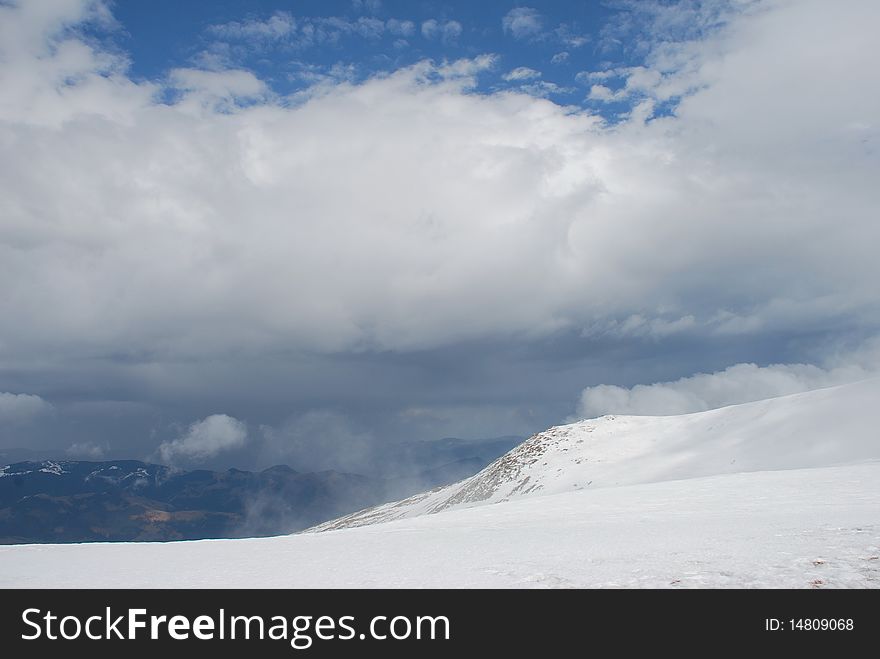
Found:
[157,414,248,464]
[578,338,880,417]
[1,0,877,366]
[0,1,878,463]
[0,392,53,423]
[502,8,543,39]
[578,363,875,418]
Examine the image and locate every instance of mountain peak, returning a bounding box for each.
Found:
[313,378,880,532]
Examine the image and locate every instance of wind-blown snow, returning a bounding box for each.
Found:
[1,380,878,588]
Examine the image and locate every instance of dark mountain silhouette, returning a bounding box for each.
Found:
[0,460,382,543]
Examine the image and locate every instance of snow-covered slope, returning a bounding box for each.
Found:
[1,379,878,588]
[1,463,878,588]
[313,378,880,530]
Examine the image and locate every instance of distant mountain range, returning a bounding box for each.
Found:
[0,436,522,544]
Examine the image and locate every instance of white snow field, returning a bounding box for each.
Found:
[2,380,879,588]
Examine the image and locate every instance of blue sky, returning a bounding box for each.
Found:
[0,0,878,472]
[110,1,648,115]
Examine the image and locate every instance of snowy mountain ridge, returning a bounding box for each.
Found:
[313,378,880,531]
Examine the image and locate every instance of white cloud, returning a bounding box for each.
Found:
[420,19,437,39]
[502,7,543,39]
[66,442,107,459]
[517,81,574,98]
[421,19,462,43]
[598,0,739,57]
[0,0,155,127]
[289,62,359,87]
[550,51,569,64]
[168,68,267,110]
[207,12,392,52]
[585,66,665,103]
[555,23,589,48]
[502,67,541,82]
[354,17,385,39]
[157,414,248,464]
[576,70,614,84]
[0,0,878,366]
[386,18,415,37]
[577,347,880,418]
[501,9,584,47]
[207,11,296,42]
[436,54,498,79]
[588,83,617,102]
[0,392,53,423]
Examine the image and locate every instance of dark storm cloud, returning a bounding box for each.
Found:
[3,323,875,472]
